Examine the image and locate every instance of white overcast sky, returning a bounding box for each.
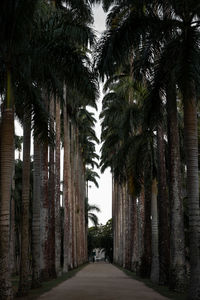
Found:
[88,4,112,226]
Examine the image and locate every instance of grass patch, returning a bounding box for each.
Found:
[13,264,88,299]
[115,265,187,300]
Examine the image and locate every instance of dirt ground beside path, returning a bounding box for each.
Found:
[38,262,170,300]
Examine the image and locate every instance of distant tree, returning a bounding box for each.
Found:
[100,219,113,262]
[88,219,113,262]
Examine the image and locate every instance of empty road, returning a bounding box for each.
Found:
[38,262,169,300]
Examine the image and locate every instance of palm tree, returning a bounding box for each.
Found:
[100,72,148,271]
[157,123,170,285]
[32,136,41,288]
[55,96,61,276]
[31,0,97,279]
[95,1,200,295]
[17,114,31,296]
[0,1,99,297]
[1,0,98,293]
[0,1,38,297]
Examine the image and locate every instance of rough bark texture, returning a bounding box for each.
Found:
[157,124,170,285]
[40,142,49,280]
[137,188,145,272]
[10,166,16,275]
[127,194,134,271]
[71,123,77,268]
[32,139,41,288]
[18,116,31,296]
[166,85,186,291]
[48,96,56,279]
[131,195,139,273]
[140,167,152,278]
[67,121,72,269]
[150,178,159,283]
[183,93,200,300]
[63,86,70,273]
[125,192,131,270]
[0,109,14,299]
[113,180,116,263]
[55,98,61,276]
[122,184,126,268]
[75,131,81,267]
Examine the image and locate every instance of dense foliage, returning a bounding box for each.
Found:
[88,219,113,262]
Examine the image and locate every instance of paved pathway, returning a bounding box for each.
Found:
[38,262,169,300]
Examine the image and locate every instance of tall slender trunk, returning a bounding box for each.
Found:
[166,84,186,291]
[119,184,123,266]
[32,138,41,288]
[55,97,61,276]
[0,107,14,299]
[79,154,86,264]
[115,182,120,264]
[75,130,81,266]
[40,141,49,279]
[127,193,134,270]
[48,96,56,278]
[71,123,77,268]
[150,178,159,283]
[125,187,131,270]
[63,85,70,273]
[131,195,139,272]
[157,124,170,285]
[183,91,200,300]
[140,167,152,277]
[122,184,126,268]
[10,166,15,275]
[112,178,116,263]
[137,188,145,273]
[18,115,31,295]
[68,121,72,269]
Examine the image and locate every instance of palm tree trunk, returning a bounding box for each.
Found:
[75,131,81,266]
[183,91,200,300]
[63,85,70,273]
[137,188,145,273]
[71,123,77,268]
[79,154,85,264]
[125,188,131,270]
[0,107,14,299]
[150,178,159,283]
[48,96,56,278]
[115,182,120,264]
[32,137,41,288]
[10,166,16,275]
[68,123,72,269]
[127,193,134,270]
[55,97,61,276]
[40,141,49,279]
[18,115,31,296]
[157,124,170,285]
[131,195,139,272]
[166,84,186,291]
[140,167,152,278]
[122,184,126,268]
[119,184,123,266]
[112,178,116,263]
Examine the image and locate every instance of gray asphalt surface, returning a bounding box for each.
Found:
[38,262,169,300]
